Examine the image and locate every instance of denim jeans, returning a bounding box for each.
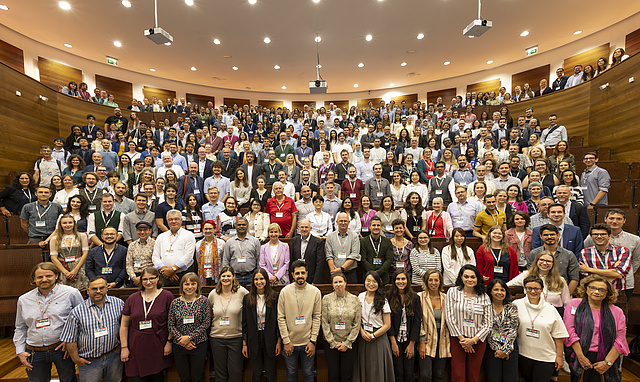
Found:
[235,273,253,288]
[25,347,77,382]
[78,350,123,382]
[283,345,315,382]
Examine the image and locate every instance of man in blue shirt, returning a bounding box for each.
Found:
[85,227,128,288]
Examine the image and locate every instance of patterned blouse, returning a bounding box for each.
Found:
[168,295,212,345]
[321,292,362,349]
[391,239,414,275]
[487,302,519,354]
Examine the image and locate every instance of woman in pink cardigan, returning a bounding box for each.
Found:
[504,211,533,271]
[475,225,518,284]
[425,197,453,241]
[259,223,290,285]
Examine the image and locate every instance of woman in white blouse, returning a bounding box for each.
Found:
[53,175,79,209]
[246,198,270,243]
[306,194,333,239]
[313,140,334,168]
[441,228,477,285]
[389,171,407,209]
[336,198,361,233]
[444,264,493,382]
[230,168,251,209]
[405,170,429,207]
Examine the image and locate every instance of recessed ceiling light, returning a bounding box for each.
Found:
[417,33,424,40]
[314,36,322,42]
[574,30,582,35]
[312,0,320,3]
[121,0,131,7]
[232,66,238,71]
[248,0,257,4]
[358,63,364,68]
[486,60,494,64]
[281,85,287,89]
[213,38,221,45]
[443,61,450,65]
[149,68,156,72]
[468,35,474,39]
[184,0,194,6]
[164,42,171,46]
[113,41,122,47]
[354,84,359,88]
[365,34,373,41]
[0,4,9,10]
[63,43,72,48]
[316,64,322,69]
[389,83,395,87]
[407,50,416,53]
[59,1,71,10]
[264,37,271,44]
[400,62,407,67]
[273,65,280,69]
[520,30,529,37]
[191,66,197,71]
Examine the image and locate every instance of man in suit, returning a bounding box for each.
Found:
[452,132,476,159]
[154,121,170,145]
[181,142,198,165]
[195,147,213,180]
[240,151,262,188]
[177,162,205,205]
[534,78,554,97]
[552,67,569,91]
[555,185,590,238]
[491,118,509,148]
[220,147,239,180]
[531,203,584,256]
[290,219,325,284]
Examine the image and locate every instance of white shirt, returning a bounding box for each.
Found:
[358,292,391,328]
[441,245,476,285]
[156,164,185,180]
[152,228,197,271]
[370,147,387,164]
[514,297,568,362]
[306,211,334,237]
[300,234,310,259]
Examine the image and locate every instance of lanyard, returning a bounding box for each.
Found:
[22,189,33,201]
[36,203,52,220]
[90,305,105,328]
[525,304,543,330]
[491,248,502,266]
[142,290,160,321]
[36,284,58,318]
[103,246,115,266]
[295,286,307,318]
[85,188,98,204]
[257,295,266,321]
[486,209,499,226]
[275,199,286,212]
[337,233,350,253]
[336,294,346,320]
[429,212,442,236]
[219,292,233,317]
[102,211,114,227]
[370,236,381,256]
[169,229,181,250]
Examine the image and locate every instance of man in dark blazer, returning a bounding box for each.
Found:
[290,220,325,284]
[195,147,213,180]
[177,162,206,205]
[534,78,554,97]
[552,68,569,91]
[220,147,239,180]
[531,203,584,256]
[555,185,591,238]
[359,216,394,285]
[240,152,262,188]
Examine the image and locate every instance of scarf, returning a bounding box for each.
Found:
[566,297,619,382]
[197,238,219,285]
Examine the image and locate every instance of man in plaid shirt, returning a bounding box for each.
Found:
[578,222,631,315]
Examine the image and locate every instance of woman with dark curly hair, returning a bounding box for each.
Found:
[0,172,37,216]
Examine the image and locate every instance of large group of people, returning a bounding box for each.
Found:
[6,53,640,382]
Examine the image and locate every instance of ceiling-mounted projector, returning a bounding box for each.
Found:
[144,27,173,45]
[309,80,327,94]
[463,19,492,37]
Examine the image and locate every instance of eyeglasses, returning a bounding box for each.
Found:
[591,233,609,237]
[538,259,553,264]
[587,285,607,294]
[142,276,158,283]
[89,286,107,291]
[524,287,542,292]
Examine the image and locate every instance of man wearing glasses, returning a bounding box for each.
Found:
[578,223,631,316]
[60,276,125,382]
[527,224,580,294]
[85,227,128,288]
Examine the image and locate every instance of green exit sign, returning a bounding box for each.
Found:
[107,57,118,66]
[525,46,538,57]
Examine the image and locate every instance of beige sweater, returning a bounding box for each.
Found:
[277,283,322,346]
[208,287,249,338]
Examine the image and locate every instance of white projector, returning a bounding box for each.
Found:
[463,19,492,37]
[144,27,173,45]
[309,80,327,94]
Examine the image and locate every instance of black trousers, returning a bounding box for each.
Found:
[249,331,277,382]
[519,355,556,382]
[173,341,208,382]
[570,351,615,382]
[392,340,416,382]
[129,372,164,382]
[324,338,356,382]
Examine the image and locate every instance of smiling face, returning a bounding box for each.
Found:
[364,274,379,292]
[537,253,554,273]
[462,269,477,288]
[490,282,506,302]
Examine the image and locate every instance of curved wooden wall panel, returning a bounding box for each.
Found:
[292,101,316,111]
[563,43,610,72]
[511,65,551,92]
[95,74,133,108]
[467,78,501,94]
[427,88,457,105]
[38,56,82,90]
[0,39,24,73]
[626,27,640,56]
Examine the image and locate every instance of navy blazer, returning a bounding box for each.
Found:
[531,224,584,256]
[177,174,205,205]
[534,87,554,97]
[567,201,591,239]
[290,235,325,284]
[154,129,170,143]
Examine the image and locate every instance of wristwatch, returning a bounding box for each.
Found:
[605,360,612,366]
[340,266,345,273]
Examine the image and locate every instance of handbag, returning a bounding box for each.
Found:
[578,370,604,382]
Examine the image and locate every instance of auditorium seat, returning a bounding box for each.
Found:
[0,247,44,326]
[608,180,635,206]
[5,215,29,246]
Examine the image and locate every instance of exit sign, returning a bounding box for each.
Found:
[525,46,538,57]
[107,56,118,66]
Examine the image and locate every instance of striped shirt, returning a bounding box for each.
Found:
[60,296,124,358]
[578,244,631,290]
[13,284,84,354]
[409,248,442,285]
[444,287,493,341]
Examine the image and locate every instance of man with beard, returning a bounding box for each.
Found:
[60,276,125,382]
[13,262,83,382]
[277,260,322,382]
[85,227,128,288]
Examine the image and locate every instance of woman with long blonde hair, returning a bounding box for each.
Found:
[49,214,89,290]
